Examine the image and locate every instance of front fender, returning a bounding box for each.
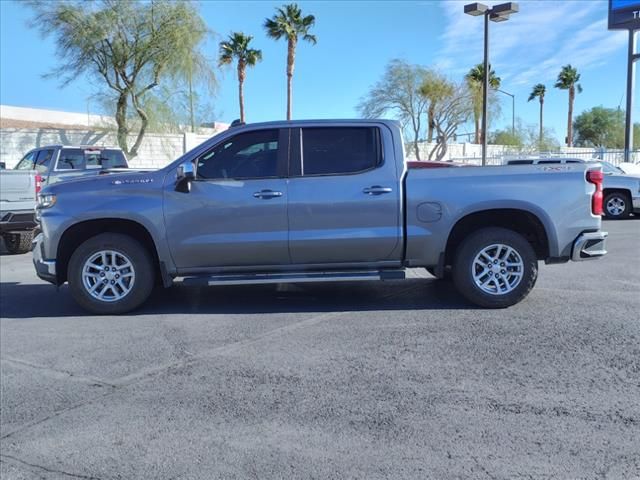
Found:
[39,180,174,273]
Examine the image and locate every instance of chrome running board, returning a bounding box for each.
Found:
[180,269,405,286]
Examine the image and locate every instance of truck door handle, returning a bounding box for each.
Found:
[253,189,283,199]
[363,186,392,195]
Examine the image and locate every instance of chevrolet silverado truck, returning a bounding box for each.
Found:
[1,145,129,254]
[0,168,38,254]
[14,145,129,187]
[33,120,608,314]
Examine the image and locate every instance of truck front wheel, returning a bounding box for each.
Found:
[68,233,154,314]
[452,227,538,308]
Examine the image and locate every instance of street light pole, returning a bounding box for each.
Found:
[464,2,519,166]
[624,29,638,162]
[496,88,515,136]
[482,12,489,166]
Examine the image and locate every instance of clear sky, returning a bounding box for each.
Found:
[0,0,634,142]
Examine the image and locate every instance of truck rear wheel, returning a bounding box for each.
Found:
[452,227,538,308]
[3,231,34,255]
[68,233,154,314]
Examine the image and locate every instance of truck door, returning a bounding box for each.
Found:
[164,128,291,270]
[286,125,402,265]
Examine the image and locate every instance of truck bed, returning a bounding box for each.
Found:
[404,163,601,266]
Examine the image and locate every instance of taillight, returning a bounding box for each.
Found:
[35,174,43,196]
[586,169,603,216]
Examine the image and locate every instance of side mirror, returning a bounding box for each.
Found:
[175,161,195,193]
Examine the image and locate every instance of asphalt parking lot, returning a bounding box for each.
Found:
[1,219,639,479]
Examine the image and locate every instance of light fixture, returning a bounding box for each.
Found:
[490,13,509,22]
[464,2,489,16]
[492,2,519,16]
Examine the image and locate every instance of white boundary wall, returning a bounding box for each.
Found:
[410,142,599,164]
[0,128,215,168]
[0,104,116,128]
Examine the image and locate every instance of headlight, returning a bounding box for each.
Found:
[37,193,57,209]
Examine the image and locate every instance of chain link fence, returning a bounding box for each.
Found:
[440,148,640,166]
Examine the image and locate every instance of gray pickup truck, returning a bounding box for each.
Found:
[33,120,608,314]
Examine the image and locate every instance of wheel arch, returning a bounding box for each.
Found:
[603,188,632,201]
[444,208,550,265]
[56,218,162,285]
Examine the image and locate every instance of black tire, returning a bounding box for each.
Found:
[452,227,538,308]
[68,233,154,314]
[3,231,34,255]
[603,191,631,219]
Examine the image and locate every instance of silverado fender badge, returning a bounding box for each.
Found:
[111,178,154,185]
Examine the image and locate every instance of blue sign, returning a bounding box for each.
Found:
[609,0,640,29]
[612,0,640,11]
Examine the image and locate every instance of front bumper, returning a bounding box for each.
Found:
[32,233,57,284]
[571,231,608,261]
[0,211,37,233]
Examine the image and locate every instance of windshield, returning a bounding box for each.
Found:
[600,161,623,174]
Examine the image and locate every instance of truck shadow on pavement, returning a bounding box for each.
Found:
[0,278,476,318]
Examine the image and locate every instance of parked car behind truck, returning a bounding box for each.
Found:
[14,145,129,186]
[506,157,640,219]
[0,145,130,254]
[0,169,38,254]
[33,120,608,314]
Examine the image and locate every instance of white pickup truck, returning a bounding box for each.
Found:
[1,145,130,254]
[0,169,38,254]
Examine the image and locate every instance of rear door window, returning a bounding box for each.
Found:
[56,149,85,170]
[84,149,127,169]
[300,127,381,176]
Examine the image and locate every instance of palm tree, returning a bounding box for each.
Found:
[264,3,316,120]
[465,63,501,144]
[219,32,262,123]
[555,64,582,147]
[528,83,546,147]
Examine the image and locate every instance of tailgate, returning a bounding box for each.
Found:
[0,170,36,212]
